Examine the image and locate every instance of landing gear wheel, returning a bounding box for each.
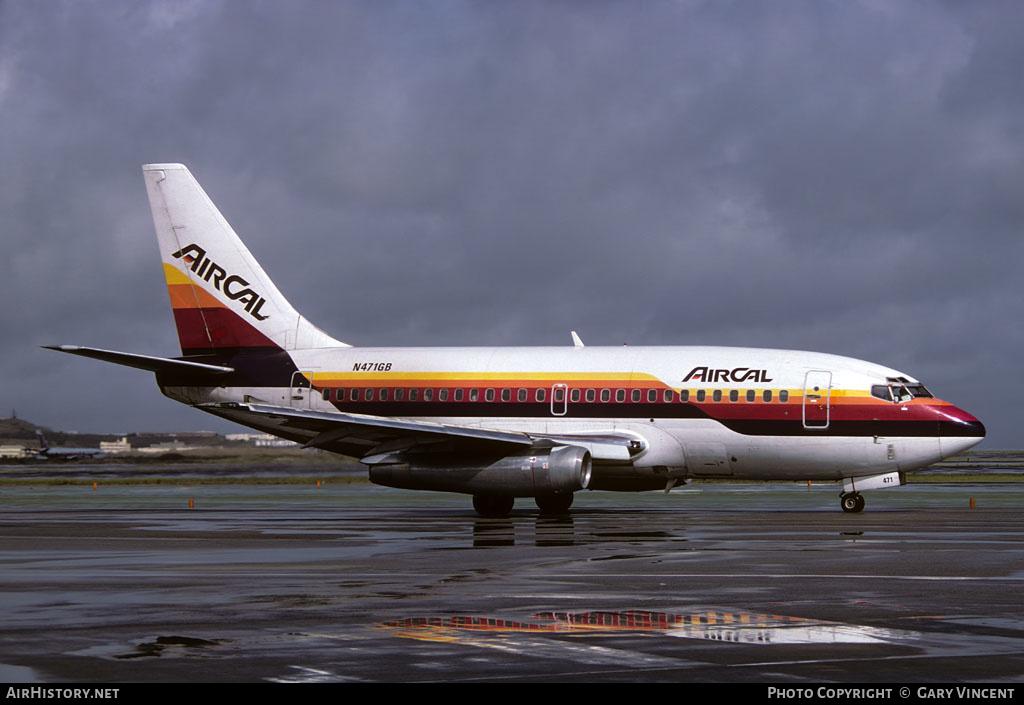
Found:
[472,494,514,517]
[535,493,574,515]
[840,492,865,513]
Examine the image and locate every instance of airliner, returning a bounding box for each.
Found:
[32,430,105,461]
[46,164,985,515]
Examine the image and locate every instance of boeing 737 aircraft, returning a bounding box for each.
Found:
[46,164,985,515]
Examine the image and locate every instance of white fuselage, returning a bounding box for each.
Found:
[161,344,984,487]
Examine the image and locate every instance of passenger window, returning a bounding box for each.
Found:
[746,390,755,402]
[648,389,657,403]
[427,389,436,402]
[366,389,375,401]
[616,389,626,402]
[586,389,596,402]
[601,389,611,402]
[713,390,722,402]
[484,389,494,402]
[517,388,527,402]
[762,390,772,402]
[410,388,419,401]
[729,390,738,402]
[468,389,478,402]
[350,389,360,402]
[322,389,331,401]
[696,390,706,402]
[570,389,581,402]
[679,390,689,402]
[336,389,346,402]
[779,390,789,402]
[379,388,389,401]
[554,387,565,402]
[394,388,404,401]
[501,389,511,402]
[439,389,449,402]
[536,389,546,402]
[632,389,642,403]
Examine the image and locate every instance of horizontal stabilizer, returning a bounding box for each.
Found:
[43,345,234,374]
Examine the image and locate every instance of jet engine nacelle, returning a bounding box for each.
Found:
[367,445,592,497]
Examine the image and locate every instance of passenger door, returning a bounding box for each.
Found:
[290,371,314,408]
[803,370,832,429]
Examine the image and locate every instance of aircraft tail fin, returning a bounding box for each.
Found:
[142,164,348,355]
[35,430,48,451]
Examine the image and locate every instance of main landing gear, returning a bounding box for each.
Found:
[472,494,515,517]
[534,493,574,515]
[471,493,575,517]
[840,491,865,513]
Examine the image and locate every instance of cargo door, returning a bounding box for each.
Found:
[685,442,733,476]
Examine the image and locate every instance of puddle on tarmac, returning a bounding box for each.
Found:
[71,635,224,660]
[377,608,919,645]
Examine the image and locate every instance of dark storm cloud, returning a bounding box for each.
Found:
[1,1,1020,444]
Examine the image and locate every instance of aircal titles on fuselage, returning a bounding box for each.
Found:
[682,366,774,384]
[171,244,269,320]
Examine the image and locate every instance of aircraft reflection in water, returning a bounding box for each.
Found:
[378,609,916,645]
[47,164,985,515]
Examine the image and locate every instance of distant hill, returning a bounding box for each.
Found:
[0,416,55,440]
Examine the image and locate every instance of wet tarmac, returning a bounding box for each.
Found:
[1,475,1023,683]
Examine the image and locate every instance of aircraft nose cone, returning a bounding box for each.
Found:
[937,404,985,458]
[946,406,985,437]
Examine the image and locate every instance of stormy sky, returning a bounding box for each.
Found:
[1,1,1020,446]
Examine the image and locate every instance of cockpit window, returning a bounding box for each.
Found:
[872,380,933,403]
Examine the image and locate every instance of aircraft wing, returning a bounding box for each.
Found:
[199,402,638,462]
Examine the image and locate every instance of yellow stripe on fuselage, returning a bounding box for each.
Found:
[312,371,645,384]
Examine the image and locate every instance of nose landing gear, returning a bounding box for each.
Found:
[840,491,865,513]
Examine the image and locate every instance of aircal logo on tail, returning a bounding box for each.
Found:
[171,244,269,321]
[682,366,773,383]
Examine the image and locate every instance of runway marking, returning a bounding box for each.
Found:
[545,573,1024,581]
[267,666,365,683]
[393,632,690,669]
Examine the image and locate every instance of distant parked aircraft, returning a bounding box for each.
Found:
[31,430,105,461]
